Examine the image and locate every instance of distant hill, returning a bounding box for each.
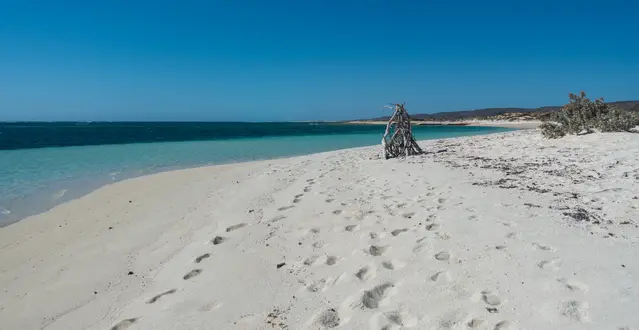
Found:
[362,101,639,122]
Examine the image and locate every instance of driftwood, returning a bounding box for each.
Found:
[382,103,423,159]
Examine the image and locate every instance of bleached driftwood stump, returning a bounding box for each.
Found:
[381,103,423,159]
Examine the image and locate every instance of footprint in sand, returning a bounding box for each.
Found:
[195,253,210,263]
[402,212,415,219]
[307,279,328,293]
[561,300,589,322]
[226,223,247,232]
[467,318,484,328]
[533,242,556,251]
[505,231,519,239]
[368,245,389,256]
[293,198,302,204]
[147,289,177,304]
[326,256,339,265]
[183,269,202,280]
[269,215,286,222]
[384,310,418,328]
[391,228,408,236]
[295,194,304,198]
[333,210,343,215]
[345,224,359,232]
[211,236,226,245]
[538,258,562,271]
[312,241,325,249]
[304,187,312,193]
[381,261,395,270]
[435,232,451,240]
[361,283,395,309]
[494,320,514,329]
[315,308,341,328]
[425,223,441,231]
[438,311,473,329]
[481,290,502,306]
[325,198,335,203]
[304,256,320,266]
[557,278,589,292]
[412,237,432,253]
[110,318,138,330]
[278,206,294,211]
[430,270,452,283]
[381,260,405,271]
[355,266,375,281]
[435,251,451,261]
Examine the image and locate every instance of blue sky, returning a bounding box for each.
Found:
[1,0,637,121]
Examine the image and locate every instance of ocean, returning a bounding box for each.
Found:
[0,122,513,225]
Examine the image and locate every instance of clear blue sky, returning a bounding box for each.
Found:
[1,0,637,121]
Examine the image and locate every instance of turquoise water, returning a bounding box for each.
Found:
[0,125,512,225]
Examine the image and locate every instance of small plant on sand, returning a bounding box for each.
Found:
[540,91,638,138]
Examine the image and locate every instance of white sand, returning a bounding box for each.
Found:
[1,129,638,330]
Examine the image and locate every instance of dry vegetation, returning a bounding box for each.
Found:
[541,92,639,138]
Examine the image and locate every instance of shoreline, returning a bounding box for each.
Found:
[1,129,638,329]
[346,120,542,129]
[0,127,513,226]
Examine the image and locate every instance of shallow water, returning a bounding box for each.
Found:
[0,123,512,225]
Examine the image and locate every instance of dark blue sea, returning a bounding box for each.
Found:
[0,122,513,224]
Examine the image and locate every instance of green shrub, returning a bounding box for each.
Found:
[541,91,638,138]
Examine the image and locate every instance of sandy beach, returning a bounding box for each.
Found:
[1,129,638,329]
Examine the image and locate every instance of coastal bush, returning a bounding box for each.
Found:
[540,91,639,138]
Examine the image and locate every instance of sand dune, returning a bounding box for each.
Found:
[1,129,638,329]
